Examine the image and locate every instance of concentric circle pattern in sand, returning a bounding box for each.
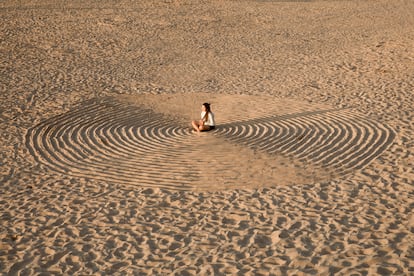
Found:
[215,108,396,177]
[26,96,395,191]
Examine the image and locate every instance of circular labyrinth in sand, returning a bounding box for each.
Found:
[26,96,395,191]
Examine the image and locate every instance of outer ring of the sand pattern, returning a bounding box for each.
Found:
[25,97,395,191]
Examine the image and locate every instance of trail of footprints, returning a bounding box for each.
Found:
[26,97,395,190]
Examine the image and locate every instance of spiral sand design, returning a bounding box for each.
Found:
[26,96,395,191]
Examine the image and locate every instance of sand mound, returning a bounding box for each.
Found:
[25,93,394,191]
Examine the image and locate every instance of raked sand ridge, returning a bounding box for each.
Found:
[1,0,414,275]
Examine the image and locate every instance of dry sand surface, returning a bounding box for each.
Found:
[1,0,414,274]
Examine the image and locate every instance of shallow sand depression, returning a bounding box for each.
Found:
[26,93,395,191]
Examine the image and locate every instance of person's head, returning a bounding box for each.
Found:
[202,103,211,113]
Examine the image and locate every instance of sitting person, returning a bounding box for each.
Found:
[191,103,215,132]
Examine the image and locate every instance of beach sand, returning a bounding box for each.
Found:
[1,0,414,274]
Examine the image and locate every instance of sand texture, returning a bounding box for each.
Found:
[1,0,414,275]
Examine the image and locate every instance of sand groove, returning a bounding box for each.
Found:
[26,97,395,190]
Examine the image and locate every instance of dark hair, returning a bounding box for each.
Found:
[202,103,211,122]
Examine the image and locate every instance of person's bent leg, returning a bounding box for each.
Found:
[199,125,211,132]
[192,120,200,132]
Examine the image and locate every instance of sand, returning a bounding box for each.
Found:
[1,0,414,274]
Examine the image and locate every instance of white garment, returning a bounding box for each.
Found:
[201,111,215,126]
